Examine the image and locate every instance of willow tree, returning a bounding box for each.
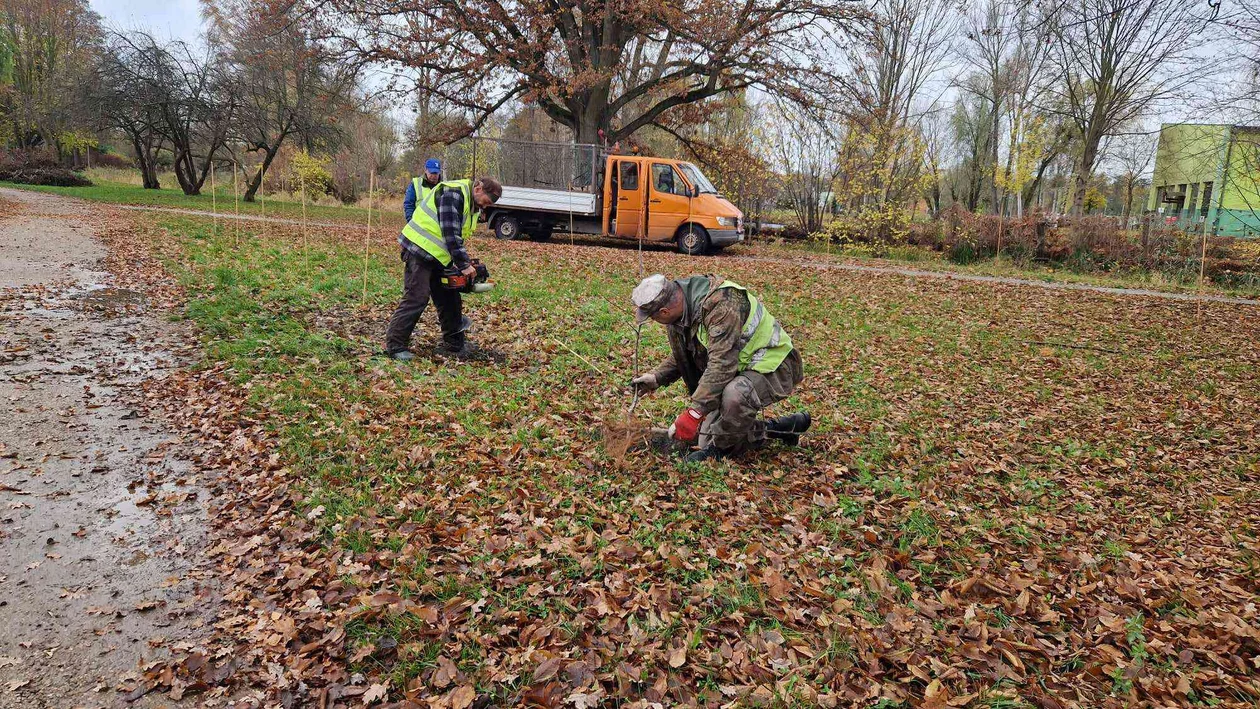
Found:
[311,0,863,145]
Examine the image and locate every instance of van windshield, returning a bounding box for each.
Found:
[679,163,718,194]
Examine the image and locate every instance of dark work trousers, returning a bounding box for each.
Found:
[384,249,464,353]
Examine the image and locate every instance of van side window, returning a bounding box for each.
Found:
[619,162,638,190]
[652,163,688,196]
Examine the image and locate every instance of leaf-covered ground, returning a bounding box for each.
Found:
[117,214,1258,708]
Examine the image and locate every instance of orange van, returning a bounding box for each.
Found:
[484,150,744,255]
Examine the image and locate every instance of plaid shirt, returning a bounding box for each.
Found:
[399,184,470,268]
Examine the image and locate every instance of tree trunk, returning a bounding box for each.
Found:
[243,145,281,202]
[1071,130,1101,217]
[1122,178,1135,230]
[129,133,161,190]
[990,100,1001,215]
[172,146,199,195]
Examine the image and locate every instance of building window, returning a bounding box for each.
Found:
[1201,182,1213,217]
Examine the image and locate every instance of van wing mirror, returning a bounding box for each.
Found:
[691,185,700,198]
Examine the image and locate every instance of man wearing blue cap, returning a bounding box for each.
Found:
[407,158,443,209]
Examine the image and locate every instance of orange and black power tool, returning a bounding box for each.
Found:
[440,259,494,293]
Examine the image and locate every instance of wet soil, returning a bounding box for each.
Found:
[0,188,213,708]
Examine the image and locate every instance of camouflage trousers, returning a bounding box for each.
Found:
[697,349,803,455]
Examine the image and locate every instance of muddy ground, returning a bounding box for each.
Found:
[0,188,213,708]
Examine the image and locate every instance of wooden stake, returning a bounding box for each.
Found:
[301,173,309,266]
[210,163,217,239]
[233,160,240,246]
[996,212,1004,262]
[1196,226,1209,322]
[363,169,374,302]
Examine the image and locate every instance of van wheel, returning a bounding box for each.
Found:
[676,225,711,255]
[493,214,520,240]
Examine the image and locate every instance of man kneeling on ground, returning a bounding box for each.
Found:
[630,273,811,462]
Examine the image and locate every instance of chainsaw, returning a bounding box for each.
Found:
[441,259,494,293]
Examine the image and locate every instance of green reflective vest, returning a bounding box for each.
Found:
[400,179,475,266]
[697,280,793,374]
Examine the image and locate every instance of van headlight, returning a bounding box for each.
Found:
[717,216,736,227]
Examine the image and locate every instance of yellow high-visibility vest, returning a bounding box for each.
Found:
[697,281,793,374]
[400,179,474,265]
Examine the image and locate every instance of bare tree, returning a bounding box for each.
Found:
[959,0,1013,214]
[956,0,1057,216]
[104,32,234,195]
[1046,0,1207,216]
[1109,130,1157,227]
[846,0,956,209]
[326,98,399,202]
[1020,119,1075,214]
[760,101,844,234]
[949,94,992,212]
[95,32,167,188]
[204,0,358,202]
[1216,0,1260,118]
[310,0,863,146]
[919,107,951,216]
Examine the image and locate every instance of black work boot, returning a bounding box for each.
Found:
[766,412,811,446]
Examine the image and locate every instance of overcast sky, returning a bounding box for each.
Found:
[91,0,204,43]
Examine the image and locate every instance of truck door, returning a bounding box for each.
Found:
[647,162,693,241]
[612,160,643,239]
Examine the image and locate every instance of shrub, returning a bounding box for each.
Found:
[921,205,1259,288]
[776,225,808,241]
[905,221,942,248]
[288,151,333,202]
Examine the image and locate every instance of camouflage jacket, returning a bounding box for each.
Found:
[647,275,751,414]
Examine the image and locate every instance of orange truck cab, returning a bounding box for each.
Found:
[484,151,744,255]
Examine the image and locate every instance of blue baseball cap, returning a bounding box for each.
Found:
[425,159,441,172]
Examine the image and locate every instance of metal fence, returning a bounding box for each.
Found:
[429,137,600,193]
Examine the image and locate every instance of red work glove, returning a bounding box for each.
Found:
[670,407,704,443]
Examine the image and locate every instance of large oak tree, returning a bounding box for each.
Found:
[312,0,862,145]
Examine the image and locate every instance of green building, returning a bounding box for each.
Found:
[1147,123,1260,237]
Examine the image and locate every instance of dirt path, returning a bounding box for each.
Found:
[113,202,1260,307]
[0,189,212,708]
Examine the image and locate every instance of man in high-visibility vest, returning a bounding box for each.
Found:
[630,273,810,462]
[384,175,503,360]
